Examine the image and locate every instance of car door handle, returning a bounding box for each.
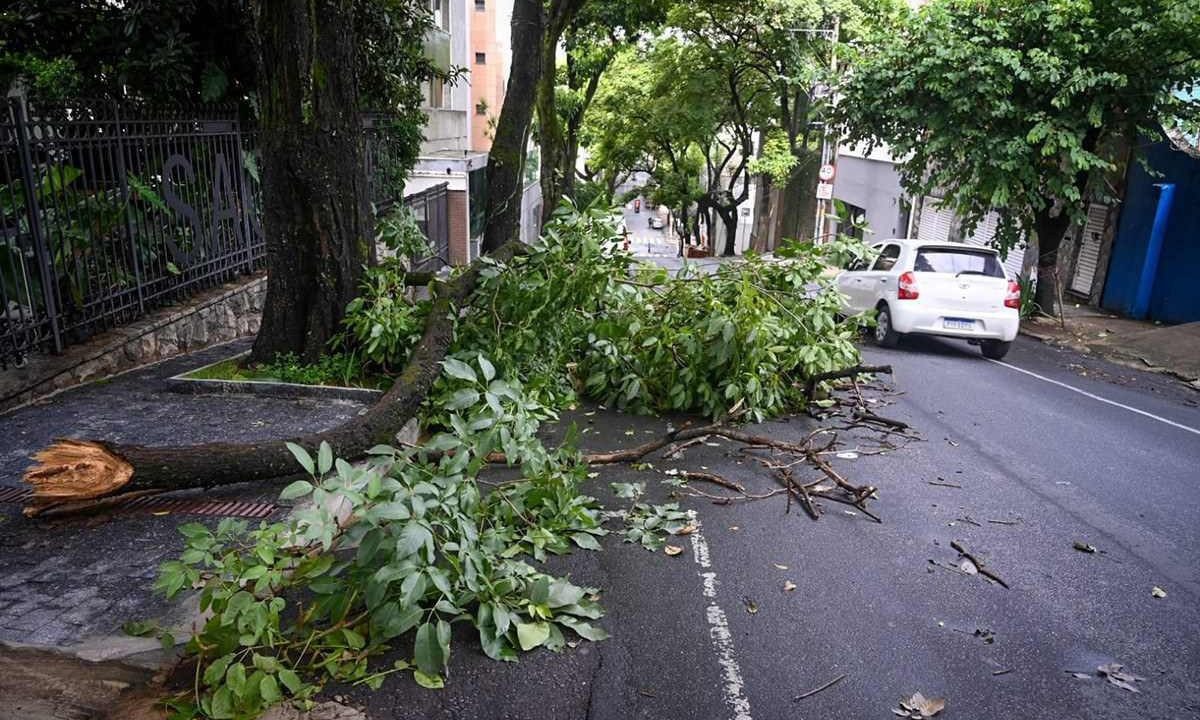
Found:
[879,278,888,283]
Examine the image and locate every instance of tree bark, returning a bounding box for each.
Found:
[775,151,820,243]
[718,205,737,256]
[1031,128,1101,315]
[24,242,529,513]
[1032,210,1074,316]
[536,0,587,226]
[481,0,544,254]
[249,0,371,364]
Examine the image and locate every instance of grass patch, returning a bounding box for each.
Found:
[184,353,391,390]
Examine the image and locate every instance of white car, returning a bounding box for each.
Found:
[836,238,1020,359]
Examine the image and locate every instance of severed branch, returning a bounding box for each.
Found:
[804,364,893,402]
[23,241,530,516]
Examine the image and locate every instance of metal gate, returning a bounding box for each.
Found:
[1070,203,1109,295]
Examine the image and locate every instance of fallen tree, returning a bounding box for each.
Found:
[23,241,528,516]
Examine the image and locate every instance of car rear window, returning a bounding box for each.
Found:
[914,248,1005,278]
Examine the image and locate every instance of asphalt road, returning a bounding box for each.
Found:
[342,334,1200,720]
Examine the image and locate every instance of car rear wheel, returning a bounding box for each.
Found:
[980,340,1011,360]
[874,305,901,348]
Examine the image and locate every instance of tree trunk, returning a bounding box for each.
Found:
[481,0,544,254]
[535,1,586,225]
[775,150,819,243]
[536,39,564,225]
[718,205,737,256]
[1032,210,1074,316]
[24,242,529,514]
[250,0,370,365]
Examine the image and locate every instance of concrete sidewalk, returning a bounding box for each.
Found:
[1021,307,1200,386]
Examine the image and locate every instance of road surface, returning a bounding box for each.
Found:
[343,333,1200,720]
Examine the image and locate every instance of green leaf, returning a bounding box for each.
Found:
[571,532,602,550]
[397,522,432,559]
[478,354,496,382]
[210,686,235,719]
[413,670,444,689]
[414,621,446,675]
[317,441,333,476]
[516,621,551,651]
[442,358,477,383]
[445,389,481,411]
[285,442,315,475]
[260,674,281,703]
[203,653,235,687]
[278,668,303,694]
[279,479,313,500]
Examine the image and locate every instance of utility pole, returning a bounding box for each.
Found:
[787,22,839,243]
[812,17,839,242]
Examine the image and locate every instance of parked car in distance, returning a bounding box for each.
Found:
[648,215,665,230]
[835,238,1020,359]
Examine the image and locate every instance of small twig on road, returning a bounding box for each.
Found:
[992,668,1013,676]
[793,673,847,701]
[951,540,1010,589]
[986,518,1021,526]
[927,480,962,488]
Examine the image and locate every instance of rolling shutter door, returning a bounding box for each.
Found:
[917,197,953,242]
[965,211,1025,279]
[1070,203,1108,295]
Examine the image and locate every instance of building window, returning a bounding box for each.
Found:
[475,0,485,10]
[430,0,450,30]
[427,76,445,108]
[475,52,486,64]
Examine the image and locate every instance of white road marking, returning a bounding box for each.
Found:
[688,513,753,720]
[987,359,1200,437]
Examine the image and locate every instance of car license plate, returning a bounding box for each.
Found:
[943,318,975,330]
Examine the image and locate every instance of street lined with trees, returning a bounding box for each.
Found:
[3,0,1199,718]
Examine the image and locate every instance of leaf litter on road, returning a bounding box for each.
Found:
[893,692,945,718]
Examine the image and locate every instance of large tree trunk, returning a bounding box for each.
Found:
[24,243,528,514]
[535,0,587,226]
[250,0,370,364]
[1032,210,1074,316]
[775,151,820,243]
[481,0,545,253]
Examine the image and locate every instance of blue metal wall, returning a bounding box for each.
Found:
[1102,140,1200,323]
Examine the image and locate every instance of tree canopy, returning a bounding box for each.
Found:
[836,0,1200,309]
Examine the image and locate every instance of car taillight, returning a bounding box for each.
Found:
[1004,280,1020,309]
[897,271,919,300]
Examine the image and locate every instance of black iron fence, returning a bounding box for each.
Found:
[402,182,450,271]
[1,99,443,368]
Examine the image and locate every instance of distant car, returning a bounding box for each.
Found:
[835,238,1020,359]
[648,216,665,230]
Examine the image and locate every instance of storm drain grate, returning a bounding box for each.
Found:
[0,486,278,519]
[0,486,29,503]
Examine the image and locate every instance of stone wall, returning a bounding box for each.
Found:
[0,275,266,413]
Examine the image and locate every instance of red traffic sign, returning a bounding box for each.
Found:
[818,163,836,182]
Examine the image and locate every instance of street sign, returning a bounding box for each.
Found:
[816,182,834,200]
[818,163,836,182]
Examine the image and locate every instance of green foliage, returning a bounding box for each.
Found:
[837,0,1200,254]
[159,357,608,718]
[580,237,868,422]
[155,203,866,717]
[340,262,429,373]
[1018,275,1040,320]
[375,206,430,262]
[748,131,800,184]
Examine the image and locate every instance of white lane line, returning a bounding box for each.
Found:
[987,358,1200,437]
[688,512,753,720]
